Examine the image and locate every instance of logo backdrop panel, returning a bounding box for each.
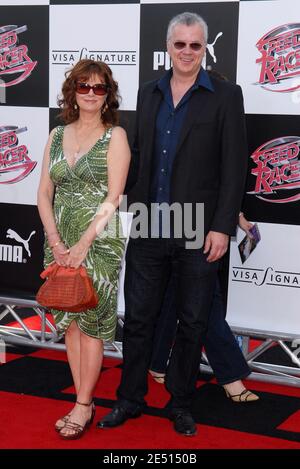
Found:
[237,0,300,115]
[243,114,300,225]
[140,1,239,84]
[0,203,44,294]
[49,3,140,110]
[0,106,49,206]
[0,5,49,107]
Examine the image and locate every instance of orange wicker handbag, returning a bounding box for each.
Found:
[36,263,98,312]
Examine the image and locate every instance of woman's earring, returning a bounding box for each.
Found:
[101,101,108,115]
[74,103,78,110]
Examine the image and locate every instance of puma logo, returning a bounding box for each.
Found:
[6,229,36,258]
[206,32,223,63]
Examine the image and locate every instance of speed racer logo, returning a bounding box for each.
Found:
[0,126,37,184]
[256,23,300,92]
[248,136,300,203]
[0,25,37,87]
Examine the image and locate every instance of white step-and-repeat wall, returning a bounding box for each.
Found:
[0,0,299,334]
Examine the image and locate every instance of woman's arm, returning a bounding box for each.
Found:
[66,126,131,268]
[37,128,69,265]
[238,212,254,237]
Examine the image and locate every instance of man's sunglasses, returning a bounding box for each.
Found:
[173,41,203,52]
[76,82,110,96]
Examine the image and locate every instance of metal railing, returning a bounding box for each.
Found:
[1,295,299,387]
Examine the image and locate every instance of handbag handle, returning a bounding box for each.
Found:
[40,262,59,279]
[40,263,89,279]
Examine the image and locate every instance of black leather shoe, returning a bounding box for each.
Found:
[170,411,197,436]
[96,405,142,429]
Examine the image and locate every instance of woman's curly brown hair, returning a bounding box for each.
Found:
[57,59,120,126]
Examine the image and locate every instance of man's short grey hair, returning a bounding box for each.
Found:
[167,12,208,45]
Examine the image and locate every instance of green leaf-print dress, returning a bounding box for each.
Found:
[44,126,126,341]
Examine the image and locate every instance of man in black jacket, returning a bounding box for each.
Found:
[97,11,248,436]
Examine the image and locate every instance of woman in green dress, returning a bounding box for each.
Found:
[37,59,130,440]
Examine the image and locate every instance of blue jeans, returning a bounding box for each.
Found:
[150,274,250,385]
[117,238,219,410]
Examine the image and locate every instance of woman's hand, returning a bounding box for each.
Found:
[51,242,70,266]
[239,213,253,237]
[65,239,90,269]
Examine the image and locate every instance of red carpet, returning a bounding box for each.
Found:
[1,389,300,450]
[1,346,300,450]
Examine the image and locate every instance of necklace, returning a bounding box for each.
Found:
[72,123,103,164]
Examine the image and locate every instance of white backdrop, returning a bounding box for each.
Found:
[227,223,300,335]
[237,0,300,115]
[49,4,140,110]
[0,106,49,205]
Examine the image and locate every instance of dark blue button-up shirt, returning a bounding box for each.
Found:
[150,68,214,206]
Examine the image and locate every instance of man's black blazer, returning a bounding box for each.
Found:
[125,72,248,237]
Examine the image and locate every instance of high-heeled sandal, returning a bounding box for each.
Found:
[225,388,259,403]
[149,370,165,384]
[54,412,72,432]
[59,401,96,440]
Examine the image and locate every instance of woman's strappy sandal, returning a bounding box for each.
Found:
[55,412,72,432]
[59,401,96,440]
[224,388,259,403]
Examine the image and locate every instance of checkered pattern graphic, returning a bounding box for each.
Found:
[2,343,300,447]
[1,0,300,296]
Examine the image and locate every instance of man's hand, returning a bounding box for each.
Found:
[204,231,229,262]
